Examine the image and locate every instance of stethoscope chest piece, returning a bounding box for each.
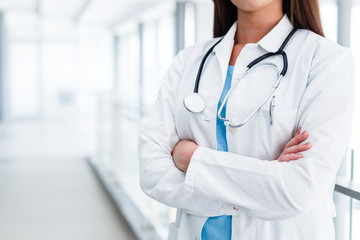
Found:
[183,93,206,114]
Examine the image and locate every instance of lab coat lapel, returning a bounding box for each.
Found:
[213,22,237,84]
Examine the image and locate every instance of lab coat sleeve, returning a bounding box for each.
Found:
[138,48,227,217]
[184,46,355,221]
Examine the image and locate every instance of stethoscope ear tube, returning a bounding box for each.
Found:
[247,50,288,76]
[247,52,275,69]
[278,50,288,76]
[247,27,297,75]
[194,37,224,93]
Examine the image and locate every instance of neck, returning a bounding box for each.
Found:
[235,4,283,44]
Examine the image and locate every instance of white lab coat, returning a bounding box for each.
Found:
[138,15,355,240]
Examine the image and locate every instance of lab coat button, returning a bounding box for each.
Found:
[233,206,239,214]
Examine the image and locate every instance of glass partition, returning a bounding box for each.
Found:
[118,30,140,108]
[320,0,338,42]
[350,2,360,184]
[97,4,180,238]
[353,199,360,239]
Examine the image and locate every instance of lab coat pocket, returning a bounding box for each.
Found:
[256,218,298,240]
[168,209,182,240]
[168,222,179,240]
[258,107,298,160]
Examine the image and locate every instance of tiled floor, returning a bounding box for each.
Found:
[0,118,137,240]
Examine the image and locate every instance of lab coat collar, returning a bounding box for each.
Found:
[213,20,237,57]
[212,21,236,84]
[212,14,293,83]
[257,14,294,52]
[214,14,294,55]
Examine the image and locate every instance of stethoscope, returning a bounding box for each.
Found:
[183,28,297,128]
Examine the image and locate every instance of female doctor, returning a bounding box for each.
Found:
[138,0,355,239]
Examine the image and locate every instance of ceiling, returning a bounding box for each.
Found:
[0,0,170,40]
[2,0,354,41]
[2,0,358,27]
[0,0,166,26]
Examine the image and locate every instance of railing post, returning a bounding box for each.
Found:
[0,12,5,121]
[113,35,119,96]
[334,148,353,240]
[175,2,186,53]
[337,0,352,47]
[138,23,144,113]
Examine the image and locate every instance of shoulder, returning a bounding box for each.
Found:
[174,37,222,65]
[160,37,222,90]
[295,29,354,92]
[295,28,352,63]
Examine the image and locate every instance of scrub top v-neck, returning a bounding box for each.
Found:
[201,65,234,240]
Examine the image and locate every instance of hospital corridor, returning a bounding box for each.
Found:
[0,0,360,240]
[0,118,136,240]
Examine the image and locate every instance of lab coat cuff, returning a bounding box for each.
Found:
[184,146,204,193]
[185,147,242,216]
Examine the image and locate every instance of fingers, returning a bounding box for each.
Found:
[278,141,311,163]
[283,142,312,154]
[278,127,312,163]
[278,153,303,162]
[285,129,309,148]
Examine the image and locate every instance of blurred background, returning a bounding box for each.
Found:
[0,0,359,239]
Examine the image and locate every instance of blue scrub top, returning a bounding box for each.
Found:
[201,65,234,240]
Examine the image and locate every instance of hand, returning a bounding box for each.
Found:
[172,140,198,172]
[278,127,312,162]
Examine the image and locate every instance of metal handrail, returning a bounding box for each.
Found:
[335,176,360,201]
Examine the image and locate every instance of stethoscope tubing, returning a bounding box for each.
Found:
[185,27,298,128]
[217,64,282,128]
[194,37,223,93]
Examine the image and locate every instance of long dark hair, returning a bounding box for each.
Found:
[213,0,324,38]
